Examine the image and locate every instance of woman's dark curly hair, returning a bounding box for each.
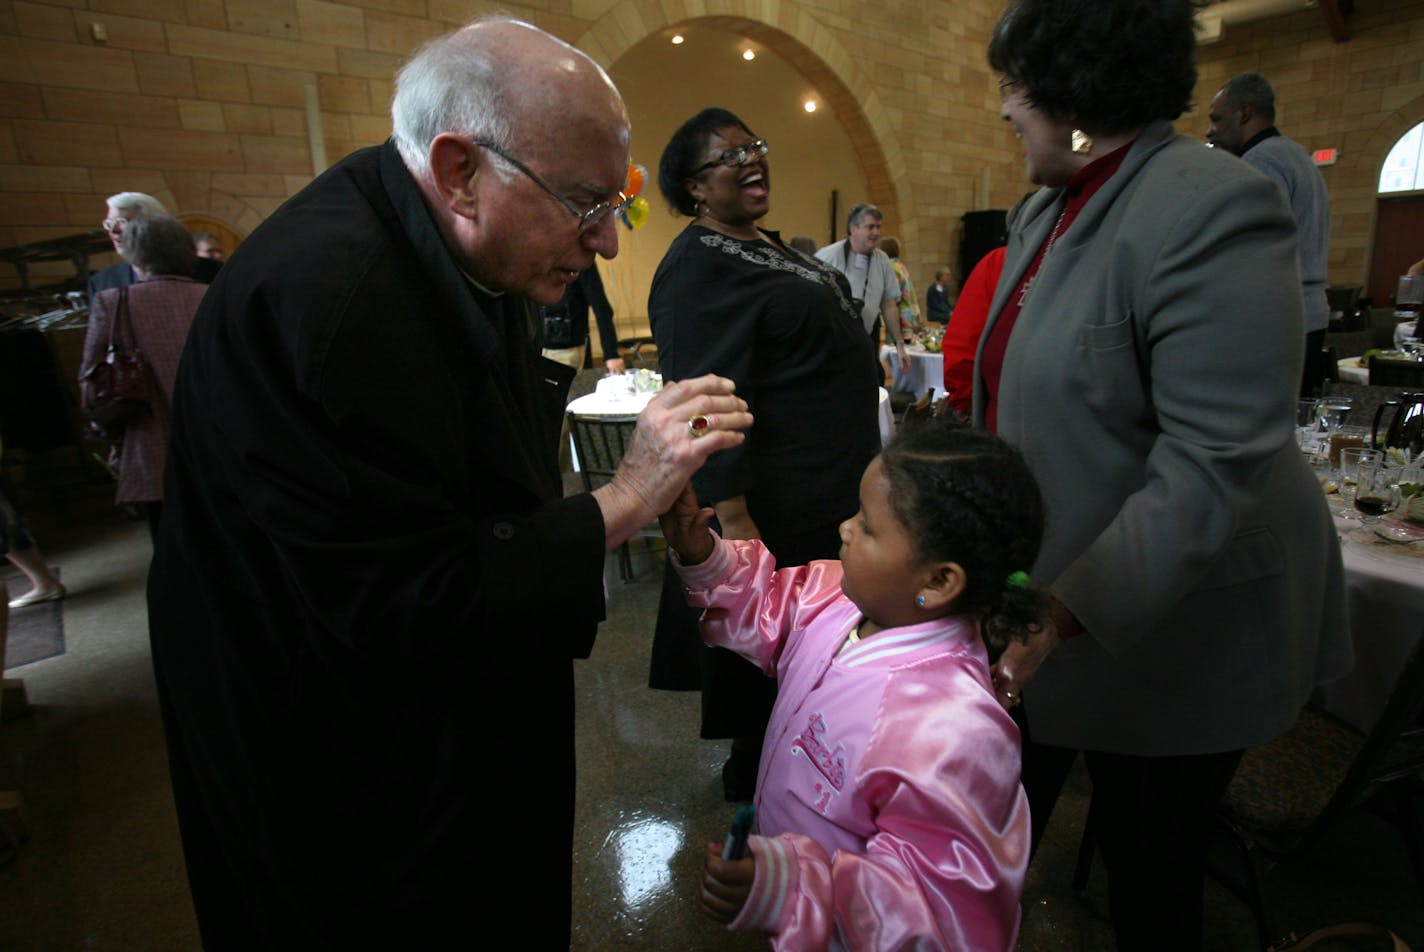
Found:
[987,0,1205,132]
[879,421,1049,650]
[657,107,756,217]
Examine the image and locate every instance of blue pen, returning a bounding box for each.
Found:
[721,804,755,860]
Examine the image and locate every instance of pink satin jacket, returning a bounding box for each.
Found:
[676,537,1030,951]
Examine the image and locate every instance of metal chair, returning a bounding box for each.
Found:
[566,411,661,580]
[1215,631,1424,946]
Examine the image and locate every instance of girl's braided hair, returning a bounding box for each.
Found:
[879,421,1049,649]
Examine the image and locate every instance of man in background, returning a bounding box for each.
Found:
[191,231,225,262]
[816,203,909,377]
[541,264,625,374]
[1208,72,1331,396]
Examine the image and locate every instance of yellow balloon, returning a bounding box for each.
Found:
[626,195,650,229]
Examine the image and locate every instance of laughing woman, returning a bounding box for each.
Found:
[647,108,881,799]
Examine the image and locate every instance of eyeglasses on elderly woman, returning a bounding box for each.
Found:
[691,138,770,176]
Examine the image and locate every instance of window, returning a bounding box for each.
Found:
[1379,122,1424,193]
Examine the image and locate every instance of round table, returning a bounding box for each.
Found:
[879,344,941,399]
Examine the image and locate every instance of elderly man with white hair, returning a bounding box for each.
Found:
[148,17,751,950]
[88,191,220,299]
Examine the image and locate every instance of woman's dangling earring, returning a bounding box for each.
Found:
[1071,128,1094,155]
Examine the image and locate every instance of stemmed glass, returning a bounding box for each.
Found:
[1315,395,1353,436]
[1354,458,1400,524]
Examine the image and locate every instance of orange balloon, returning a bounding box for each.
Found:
[625,163,646,197]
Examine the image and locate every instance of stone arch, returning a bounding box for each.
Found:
[575,0,910,243]
[1349,93,1424,286]
[1359,94,1424,193]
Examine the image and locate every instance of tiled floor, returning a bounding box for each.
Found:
[1,478,1421,950]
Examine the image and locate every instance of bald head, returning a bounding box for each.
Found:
[392,17,631,304]
[392,18,628,179]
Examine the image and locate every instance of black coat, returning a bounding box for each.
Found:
[149,141,606,949]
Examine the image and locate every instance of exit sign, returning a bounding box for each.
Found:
[1313,148,1338,166]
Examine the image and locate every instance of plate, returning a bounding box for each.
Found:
[1373,523,1423,544]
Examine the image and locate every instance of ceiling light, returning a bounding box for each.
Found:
[742,49,755,61]
[804,101,817,113]
[671,34,684,44]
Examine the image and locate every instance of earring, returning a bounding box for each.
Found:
[1071,128,1093,155]
[915,595,926,608]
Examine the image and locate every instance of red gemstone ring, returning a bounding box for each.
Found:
[687,414,711,438]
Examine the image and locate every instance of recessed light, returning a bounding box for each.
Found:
[804,101,817,113]
[742,49,755,61]
[671,34,684,44]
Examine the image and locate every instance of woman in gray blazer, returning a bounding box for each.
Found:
[977,1,1351,947]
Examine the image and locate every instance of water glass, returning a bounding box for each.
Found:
[1309,446,1338,494]
[1315,396,1353,434]
[1296,399,1321,450]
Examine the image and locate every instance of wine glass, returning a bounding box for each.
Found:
[1354,458,1400,524]
[1315,396,1353,435]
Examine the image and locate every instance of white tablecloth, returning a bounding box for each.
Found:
[876,387,893,445]
[1318,514,1424,731]
[879,344,941,399]
[566,390,652,419]
[1336,357,1369,385]
[569,389,894,442]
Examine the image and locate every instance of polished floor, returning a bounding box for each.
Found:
[0,473,1421,950]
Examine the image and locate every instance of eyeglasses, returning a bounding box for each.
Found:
[998,78,1024,102]
[471,139,629,233]
[102,217,127,234]
[691,138,770,175]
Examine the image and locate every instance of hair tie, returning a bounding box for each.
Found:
[1005,570,1031,590]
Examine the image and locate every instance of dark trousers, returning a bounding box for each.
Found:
[1019,728,1243,952]
[1302,328,1326,398]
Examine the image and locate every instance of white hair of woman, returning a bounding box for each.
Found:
[105,192,168,217]
[390,18,517,178]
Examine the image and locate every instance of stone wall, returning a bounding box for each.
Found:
[2,0,1421,297]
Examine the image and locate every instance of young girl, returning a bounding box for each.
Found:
[660,423,1047,951]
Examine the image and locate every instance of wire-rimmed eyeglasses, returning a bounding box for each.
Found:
[998,78,1023,102]
[691,138,770,175]
[101,217,128,234]
[471,139,629,233]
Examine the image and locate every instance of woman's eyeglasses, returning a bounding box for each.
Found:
[692,138,770,175]
[471,139,629,233]
[998,78,1023,102]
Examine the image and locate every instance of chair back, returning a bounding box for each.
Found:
[567,413,636,494]
[900,388,937,431]
[1369,356,1424,389]
[1371,308,1403,350]
[1324,329,1372,359]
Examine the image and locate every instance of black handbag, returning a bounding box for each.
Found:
[81,287,152,440]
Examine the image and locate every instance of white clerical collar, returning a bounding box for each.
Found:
[459,268,504,299]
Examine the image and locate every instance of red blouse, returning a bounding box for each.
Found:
[981,144,1130,433]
